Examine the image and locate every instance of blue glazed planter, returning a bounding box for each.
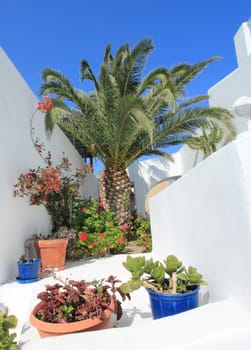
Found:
[17,258,41,283]
[146,286,200,319]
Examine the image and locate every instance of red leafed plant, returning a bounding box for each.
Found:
[34,275,130,323]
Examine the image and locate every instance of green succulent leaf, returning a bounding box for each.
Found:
[120,279,141,293]
[164,255,183,276]
[122,256,146,279]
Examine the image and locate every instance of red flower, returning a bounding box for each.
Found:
[78,232,88,241]
[120,224,128,231]
[99,201,104,208]
[92,241,98,247]
[143,242,150,247]
[99,233,105,238]
[82,207,87,213]
[89,165,93,172]
[118,237,125,244]
[37,96,54,112]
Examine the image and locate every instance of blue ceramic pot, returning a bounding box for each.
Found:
[146,285,200,319]
[17,258,41,283]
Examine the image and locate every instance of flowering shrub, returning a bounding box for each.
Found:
[13,153,87,232]
[70,198,128,258]
[13,96,89,234]
[129,215,152,252]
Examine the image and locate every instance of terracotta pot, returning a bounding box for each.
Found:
[30,299,115,338]
[34,238,68,271]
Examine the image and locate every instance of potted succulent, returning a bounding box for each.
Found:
[120,254,207,319]
[17,255,41,284]
[29,275,130,338]
[17,238,41,283]
[0,306,18,350]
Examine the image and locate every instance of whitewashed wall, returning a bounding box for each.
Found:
[208,20,251,133]
[149,130,251,304]
[128,146,202,216]
[0,48,97,285]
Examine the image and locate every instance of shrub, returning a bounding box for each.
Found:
[70,198,128,258]
[129,215,152,252]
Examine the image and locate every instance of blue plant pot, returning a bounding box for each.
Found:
[146,286,200,319]
[17,258,41,283]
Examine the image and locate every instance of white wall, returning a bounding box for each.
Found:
[128,145,202,216]
[208,20,251,134]
[149,131,251,305]
[0,48,97,284]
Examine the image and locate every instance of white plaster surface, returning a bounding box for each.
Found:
[2,127,251,348]
[0,48,98,285]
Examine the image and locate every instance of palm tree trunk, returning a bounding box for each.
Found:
[99,169,132,226]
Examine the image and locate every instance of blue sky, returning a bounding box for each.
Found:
[0,1,250,170]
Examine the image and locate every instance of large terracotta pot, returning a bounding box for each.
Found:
[34,238,68,271]
[30,299,115,338]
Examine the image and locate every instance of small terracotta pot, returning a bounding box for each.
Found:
[34,238,68,271]
[30,299,115,338]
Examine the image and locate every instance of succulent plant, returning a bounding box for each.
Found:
[121,254,207,294]
[0,307,18,350]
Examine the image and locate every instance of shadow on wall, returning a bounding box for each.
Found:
[145,176,181,216]
[128,159,175,216]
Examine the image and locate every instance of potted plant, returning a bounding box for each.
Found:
[31,226,79,273]
[16,237,41,283]
[0,305,18,350]
[120,254,207,319]
[17,255,41,283]
[29,275,130,338]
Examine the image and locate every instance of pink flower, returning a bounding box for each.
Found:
[99,201,104,208]
[82,207,87,213]
[99,233,105,238]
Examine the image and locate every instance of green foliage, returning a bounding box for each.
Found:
[121,254,207,294]
[70,198,128,258]
[186,121,225,158]
[40,38,236,226]
[163,255,183,276]
[129,215,152,252]
[41,39,236,172]
[0,308,18,350]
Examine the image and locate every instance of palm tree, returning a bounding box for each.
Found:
[40,38,236,226]
[187,121,224,158]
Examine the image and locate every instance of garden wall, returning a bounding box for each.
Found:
[0,48,97,285]
[128,145,202,216]
[149,130,251,305]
